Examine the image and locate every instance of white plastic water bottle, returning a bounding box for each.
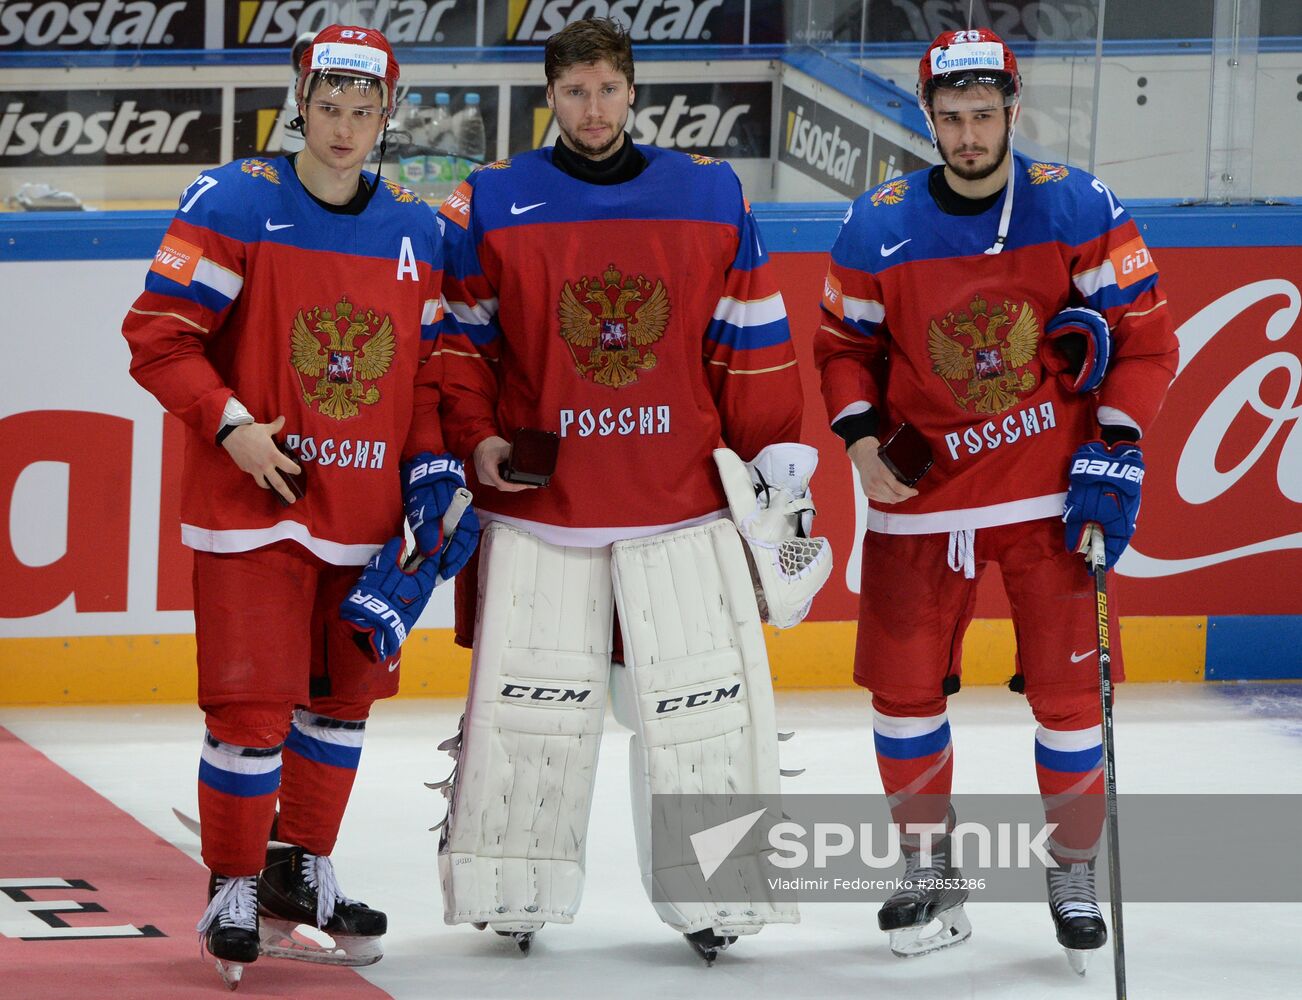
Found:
[398,92,427,185]
[455,92,487,174]
[400,91,427,146]
[429,92,454,152]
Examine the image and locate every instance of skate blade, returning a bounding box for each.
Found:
[213,958,244,991]
[1065,947,1093,976]
[259,918,383,967]
[888,905,972,958]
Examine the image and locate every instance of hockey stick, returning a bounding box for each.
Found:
[1089,527,1127,999]
[404,486,473,575]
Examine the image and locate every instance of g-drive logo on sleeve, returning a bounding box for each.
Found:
[931,41,1006,74]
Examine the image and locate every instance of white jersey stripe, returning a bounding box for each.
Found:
[867,493,1066,535]
[842,294,886,324]
[181,521,381,565]
[1072,260,1117,298]
[711,291,786,327]
[194,257,243,300]
[446,297,499,326]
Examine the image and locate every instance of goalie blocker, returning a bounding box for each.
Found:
[436,518,798,947]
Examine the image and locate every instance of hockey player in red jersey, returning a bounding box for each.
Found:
[121,24,477,989]
[434,17,828,964]
[814,28,1177,973]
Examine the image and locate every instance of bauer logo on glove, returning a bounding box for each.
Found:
[402,451,480,579]
[1062,440,1145,571]
[341,488,476,663]
[340,537,440,663]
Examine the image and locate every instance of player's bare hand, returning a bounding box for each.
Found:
[848,436,919,504]
[221,415,302,504]
[473,435,536,493]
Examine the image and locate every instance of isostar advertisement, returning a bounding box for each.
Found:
[487,0,779,46]
[231,86,293,159]
[779,87,930,199]
[780,86,872,199]
[0,0,203,50]
[0,88,222,166]
[224,0,479,47]
[232,85,500,160]
[508,81,772,158]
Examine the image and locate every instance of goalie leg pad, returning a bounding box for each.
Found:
[439,522,613,930]
[610,519,799,936]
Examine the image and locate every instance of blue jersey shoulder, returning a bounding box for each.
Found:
[1015,153,1129,245]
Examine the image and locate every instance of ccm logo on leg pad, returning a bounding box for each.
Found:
[656,684,741,714]
[501,684,592,702]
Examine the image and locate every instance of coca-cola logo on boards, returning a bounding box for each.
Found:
[1125,279,1302,578]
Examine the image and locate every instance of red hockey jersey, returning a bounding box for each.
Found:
[122,157,445,564]
[437,145,802,547]
[815,155,1177,535]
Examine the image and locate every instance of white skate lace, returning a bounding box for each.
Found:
[196,874,257,934]
[301,853,361,928]
[1048,862,1102,921]
[894,847,949,901]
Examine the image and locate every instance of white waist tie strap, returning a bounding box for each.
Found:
[947,529,975,579]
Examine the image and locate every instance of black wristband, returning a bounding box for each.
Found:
[831,408,880,449]
[1099,423,1139,447]
[215,422,241,446]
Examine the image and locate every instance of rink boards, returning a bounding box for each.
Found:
[1,203,1300,702]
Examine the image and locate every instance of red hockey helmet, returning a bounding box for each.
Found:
[918,28,1020,108]
[297,24,400,116]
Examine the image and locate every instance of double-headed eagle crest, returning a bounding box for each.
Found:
[558,264,670,389]
[928,295,1040,414]
[290,296,395,420]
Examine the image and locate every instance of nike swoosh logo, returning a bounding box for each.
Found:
[1070,650,1096,663]
[389,657,400,673]
[880,238,911,257]
[510,201,546,215]
[265,220,294,231]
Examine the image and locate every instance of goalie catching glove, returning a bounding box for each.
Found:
[714,443,833,628]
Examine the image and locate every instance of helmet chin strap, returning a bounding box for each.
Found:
[368,123,389,197]
[920,93,1020,256]
[983,97,1020,256]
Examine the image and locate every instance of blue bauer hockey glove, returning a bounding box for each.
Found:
[1063,440,1145,571]
[402,451,479,579]
[340,537,443,664]
[1042,306,1112,394]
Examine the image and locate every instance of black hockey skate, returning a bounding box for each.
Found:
[257,844,386,967]
[684,928,737,966]
[878,824,971,958]
[1047,859,1107,975]
[197,873,260,990]
[494,928,535,954]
